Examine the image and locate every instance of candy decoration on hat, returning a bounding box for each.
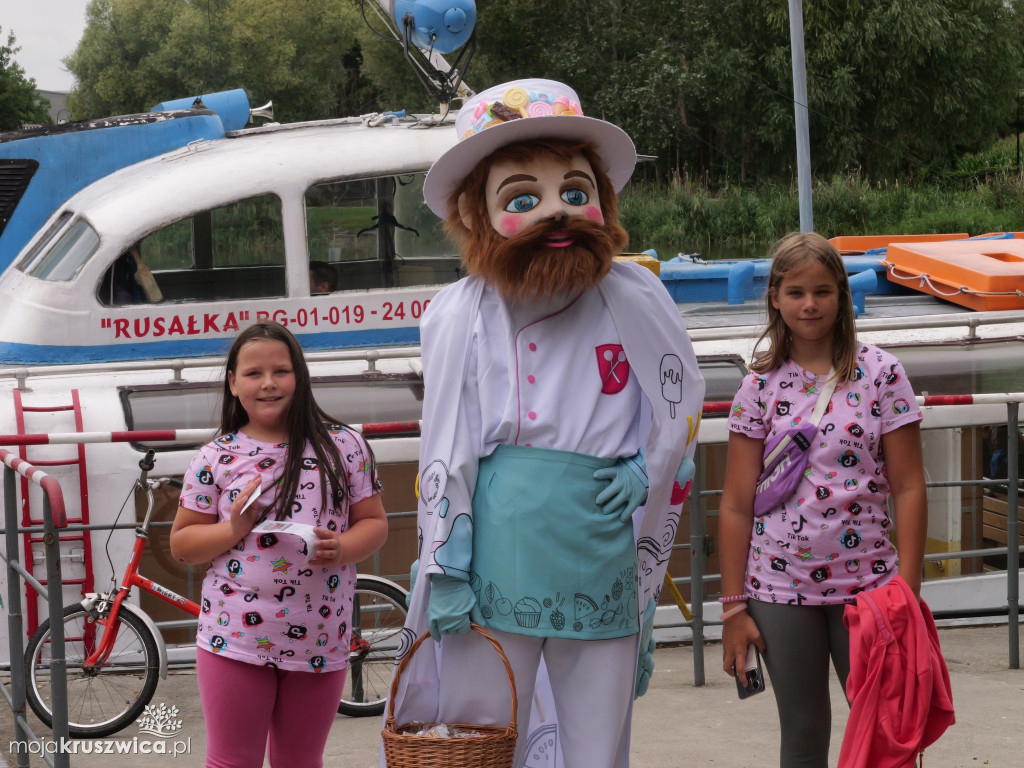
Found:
[422,77,637,217]
[462,91,584,138]
[490,103,523,123]
[502,86,530,114]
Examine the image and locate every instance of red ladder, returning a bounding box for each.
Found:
[14,388,95,634]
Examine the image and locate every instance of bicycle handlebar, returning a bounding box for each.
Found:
[138,449,156,472]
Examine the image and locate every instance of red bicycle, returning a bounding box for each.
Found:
[24,450,407,737]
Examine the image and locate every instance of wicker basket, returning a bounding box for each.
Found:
[382,623,518,768]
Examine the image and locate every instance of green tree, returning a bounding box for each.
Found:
[0,26,52,131]
[671,0,1022,182]
[469,0,1022,184]
[65,0,394,122]
[65,0,229,117]
[63,0,1024,185]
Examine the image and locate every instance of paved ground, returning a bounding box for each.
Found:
[2,623,1022,767]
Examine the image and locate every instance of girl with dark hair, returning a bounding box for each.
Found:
[718,232,928,768]
[171,321,387,768]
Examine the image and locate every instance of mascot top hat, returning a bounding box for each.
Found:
[422,78,637,216]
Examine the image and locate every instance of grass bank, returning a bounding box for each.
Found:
[620,168,1024,260]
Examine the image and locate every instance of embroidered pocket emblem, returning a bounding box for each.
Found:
[596,344,629,394]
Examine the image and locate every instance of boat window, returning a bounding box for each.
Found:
[121,375,425,449]
[25,217,100,281]
[97,193,286,305]
[697,355,748,406]
[304,173,462,292]
[15,211,73,273]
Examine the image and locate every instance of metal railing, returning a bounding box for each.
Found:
[0,346,423,388]
[2,397,1022,704]
[5,304,1024,386]
[670,393,1023,685]
[0,424,422,645]
[1,449,70,768]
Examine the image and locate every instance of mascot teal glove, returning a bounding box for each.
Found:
[426,574,484,642]
[594,449,649,522]
[635,597,657,698]
[406,559,419,608]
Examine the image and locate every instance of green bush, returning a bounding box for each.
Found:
[621,169,1024,260]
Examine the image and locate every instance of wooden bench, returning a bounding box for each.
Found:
[982,491,1024,547]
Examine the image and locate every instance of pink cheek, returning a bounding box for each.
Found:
[584,205,604,223]
[498,215,521,238]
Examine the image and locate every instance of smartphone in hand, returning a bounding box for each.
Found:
[736,644,765,699]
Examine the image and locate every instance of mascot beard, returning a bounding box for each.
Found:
[464,216,628,304]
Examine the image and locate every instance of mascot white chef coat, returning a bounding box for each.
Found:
[385,78,705,768]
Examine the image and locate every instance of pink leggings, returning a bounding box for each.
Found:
[197,649,346,768]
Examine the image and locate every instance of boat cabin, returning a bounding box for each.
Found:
[0,111,462,366]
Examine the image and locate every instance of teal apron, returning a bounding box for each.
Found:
[471,444,640,640]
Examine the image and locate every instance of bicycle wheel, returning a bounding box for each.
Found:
[338,578,408,717]
[25,603,160,738]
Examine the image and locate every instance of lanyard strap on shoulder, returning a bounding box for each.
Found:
[808,369,838,426]
[763,369,837,467]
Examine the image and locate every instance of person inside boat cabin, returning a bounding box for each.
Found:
[100,241,163,305]
[309,260,337,294]
[386,78,705,768]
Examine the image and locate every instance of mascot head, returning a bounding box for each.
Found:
[423,79,635,303]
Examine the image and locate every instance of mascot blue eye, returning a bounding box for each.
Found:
[505,194,539,213]
[561,188,589,206]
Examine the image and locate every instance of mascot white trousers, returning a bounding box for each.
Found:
[437,629,637,768]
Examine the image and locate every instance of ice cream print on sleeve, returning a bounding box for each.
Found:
[660,354,683,417]
[418,459,448,515]
[429,504,471,579]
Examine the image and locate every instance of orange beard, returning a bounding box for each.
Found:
[468,217,627,304]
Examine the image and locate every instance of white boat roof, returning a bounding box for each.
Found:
[66,117,458,246]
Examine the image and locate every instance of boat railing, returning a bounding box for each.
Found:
[0,397,1021,691]
[4,304,1024,388]
[674,393,1022,686]
[687,306,1024,342]
[0,345,423,388]
[0,448,71,767]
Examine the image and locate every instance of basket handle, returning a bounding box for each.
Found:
[385,623,518,735]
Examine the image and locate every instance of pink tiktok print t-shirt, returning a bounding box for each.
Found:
[179,427,380,672]
[728,343,922,606]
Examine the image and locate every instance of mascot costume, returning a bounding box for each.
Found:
[387,78,705,768]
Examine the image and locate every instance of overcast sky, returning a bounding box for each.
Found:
[4,1,91,92]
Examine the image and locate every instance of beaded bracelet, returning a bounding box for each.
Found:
[718,594,748,604]
[719,604,748,621]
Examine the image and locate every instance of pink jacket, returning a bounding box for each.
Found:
[838,575,955,768]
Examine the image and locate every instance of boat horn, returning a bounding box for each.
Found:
[249,101,274,123]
